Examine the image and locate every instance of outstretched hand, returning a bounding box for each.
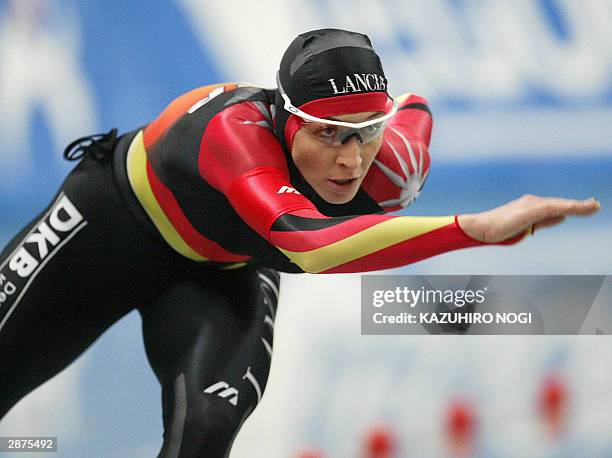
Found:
[457,195,601,243]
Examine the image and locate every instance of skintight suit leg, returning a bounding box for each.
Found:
[0,153,180,419]
[139,267,279,458]
[0,148,279,458]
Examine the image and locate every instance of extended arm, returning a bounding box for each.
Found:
[201,101,523,274]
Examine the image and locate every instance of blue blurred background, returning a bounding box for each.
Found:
[0,1,611,457]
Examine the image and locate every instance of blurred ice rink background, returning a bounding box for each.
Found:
[0,0,611,456]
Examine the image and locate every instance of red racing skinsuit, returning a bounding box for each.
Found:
[113,83,522,274]
[0,82,528,458]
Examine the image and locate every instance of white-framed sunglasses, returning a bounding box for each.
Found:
[276,71,398,145]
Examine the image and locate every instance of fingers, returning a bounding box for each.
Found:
[527,195,601,219]
[554,197,601,216]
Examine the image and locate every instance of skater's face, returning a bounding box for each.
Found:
[291,111,385,204]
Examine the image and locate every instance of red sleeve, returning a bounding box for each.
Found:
[199,101,526,274]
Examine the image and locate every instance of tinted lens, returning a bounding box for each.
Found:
[302,121,386,146]
[338,122,386,145]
